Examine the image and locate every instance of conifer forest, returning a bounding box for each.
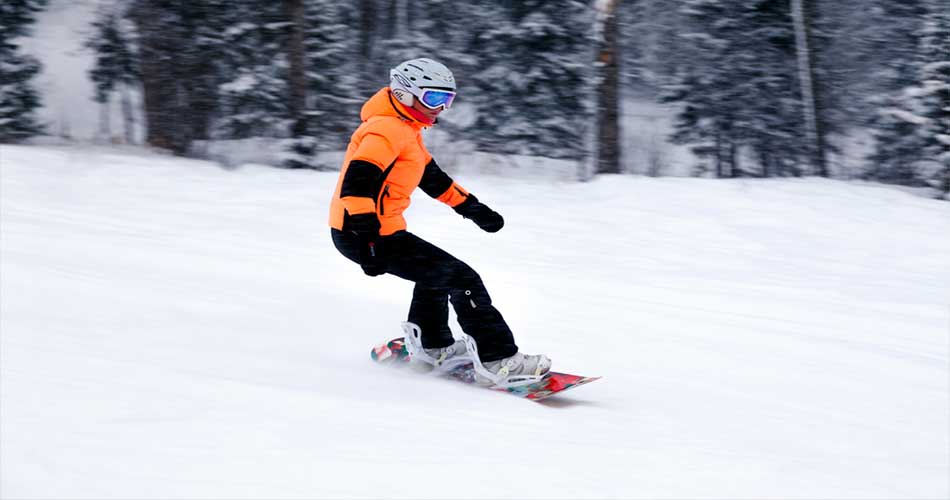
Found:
[2,0,948,196]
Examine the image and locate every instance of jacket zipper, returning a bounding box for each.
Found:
[379,184,391,215]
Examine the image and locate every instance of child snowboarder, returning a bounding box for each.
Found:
[328,57,551,387]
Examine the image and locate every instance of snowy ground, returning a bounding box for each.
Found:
[1,144,948,499]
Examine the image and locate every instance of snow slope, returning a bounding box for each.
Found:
[1,145,948,499]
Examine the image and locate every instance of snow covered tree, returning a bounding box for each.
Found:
[0,0,48,142]
[621,0,691,92]
[86,7,139,144]
[465,0,597,161]
[124,0,304,152]
[660,0,754,177]
[129,0,232,153]
[833,1,928,128]
[868,2,950,196]
[662,0,822,177]
[212,2,292,139]
[916,5,950,196]
[283,0,353,168]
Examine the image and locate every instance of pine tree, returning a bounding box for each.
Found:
[661,0,815,177]
[0,0,48,142]
[213,1,292,140]
[129,0,243,153]
[916,5,950,197]
[660,0,750,177]
[282,0,353,169]
[867,1,949,196]
[465,0,596,162]
[853,1,928,126]
[86,6,139,143]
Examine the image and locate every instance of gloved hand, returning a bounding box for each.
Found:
[348,213,387,276]
[454,195,504,233]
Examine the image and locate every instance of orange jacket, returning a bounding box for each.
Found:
[329,87,470,236]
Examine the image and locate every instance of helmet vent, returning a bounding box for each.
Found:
[390,58,457,96]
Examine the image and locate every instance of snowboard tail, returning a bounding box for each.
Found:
[370,337,600,401]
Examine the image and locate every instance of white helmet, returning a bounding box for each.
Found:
[390,58,457,110]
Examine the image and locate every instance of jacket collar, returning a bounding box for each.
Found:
[360,87,434,128]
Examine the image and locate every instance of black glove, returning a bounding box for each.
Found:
[454,195,504,233]
[348,213,387,276]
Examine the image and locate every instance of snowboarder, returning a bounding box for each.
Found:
[329,57,551,386]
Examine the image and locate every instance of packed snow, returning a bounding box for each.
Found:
[1,144,948,499]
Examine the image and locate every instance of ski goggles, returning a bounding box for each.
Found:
[417,88,456,110]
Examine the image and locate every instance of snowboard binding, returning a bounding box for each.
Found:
[461,335,550,389]
[401,322,475,375]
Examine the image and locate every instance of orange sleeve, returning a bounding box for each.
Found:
[436,182,470,208]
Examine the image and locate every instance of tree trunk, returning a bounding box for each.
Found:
[132,1,184,153]
[283,0,313,168]
[185,68,215,144]
[120,85,134,144]
[729,141,739,177]
[791,0,827,176]
[138,52,179,151]
[596,0,622,174]
[714,131,723,178]
[98,98,111,143]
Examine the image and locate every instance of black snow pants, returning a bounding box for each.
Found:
[331,229,518,362]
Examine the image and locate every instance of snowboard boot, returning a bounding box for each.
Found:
[461,335,552,388]
[402,322,474,374]
[477,352,552,387]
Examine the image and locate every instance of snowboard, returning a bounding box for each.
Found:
[370,337,600,401]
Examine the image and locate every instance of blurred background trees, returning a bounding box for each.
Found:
[2,0,948,196]
[0,0,48,142]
